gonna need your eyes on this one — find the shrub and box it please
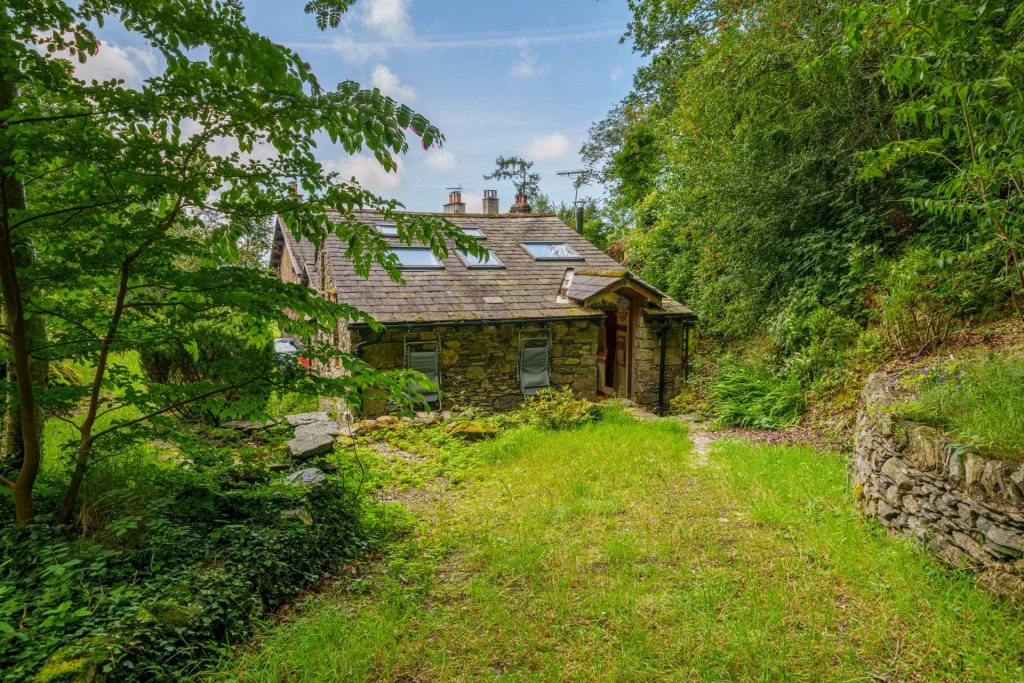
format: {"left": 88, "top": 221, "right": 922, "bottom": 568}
{"left": 877, "top": 247, "right": 980, "bottom": 355}
{"left": 771, "top": 296, "right": 862, "bottom": 389}
{"left": 139, "top": 315, "right": 274, "bottom": 424}
{"left": 901, "top": 356, "right": 1024, "bottom": 460}
{"left": 515, "top": 387, "right": 599, "bottom": 430}
{"left": 707, "top": 357, "right": 806, "bottom": 430}
{"left": 267, "top": 390, "right": 321, "bottom": 418}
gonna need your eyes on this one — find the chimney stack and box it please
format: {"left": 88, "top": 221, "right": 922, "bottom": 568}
{"left": 482, "top": 189, "right": 499, "bottom": 215}
{"left": 443, "top": 190, "right": 466, "bottom": 214}
{"left": 509, "top": 193, "right": 531, "bottom": 214}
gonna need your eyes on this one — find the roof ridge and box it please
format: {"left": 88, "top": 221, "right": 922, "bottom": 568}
{"left": 340, "top": 210, "right": 560, "bottom": 219}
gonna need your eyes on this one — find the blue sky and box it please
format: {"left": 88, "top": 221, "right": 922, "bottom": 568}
{"left": 80, "top": 0, "right": 644, "bottom": 212}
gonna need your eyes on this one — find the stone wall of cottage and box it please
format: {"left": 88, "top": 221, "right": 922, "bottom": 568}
{"left": 632, "top": 316, "right": 686, "bottom": 409}
{"left": 350, "top": 320, "right": 600, "bottom": 415}
{"left": 854, "top": 372, "right": 1024, "bottom": 597}
{"left": 279, "top": 245, "right": 302, "bottom": 286}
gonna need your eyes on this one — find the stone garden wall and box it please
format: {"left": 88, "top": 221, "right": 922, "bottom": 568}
{"left": 854, "top": 372, "right": 1024, "bottom": 597}
{"left": 350, "top": 320, "right": 600, "bottom": 416}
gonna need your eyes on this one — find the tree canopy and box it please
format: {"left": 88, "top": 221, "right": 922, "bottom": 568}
{"left": 0, "top": 0, "right": 473, "bottom": 523}
{"left": 586, "top": 0, "right": 1019, "bottom": 353}
{"left": 484, "top": 155, "right": 542, "bottom": 199}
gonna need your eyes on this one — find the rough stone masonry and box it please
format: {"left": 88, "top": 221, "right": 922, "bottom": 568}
{"left": 853, "top": 372, "right": 1024, "bottom": 597}
{"left": 346, "top": 316, "right": 685, "bottom": 417}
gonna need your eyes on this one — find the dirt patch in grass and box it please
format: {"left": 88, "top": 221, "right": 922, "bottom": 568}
{"left": 711, "top": 424, "right": 842, "bottom": 451}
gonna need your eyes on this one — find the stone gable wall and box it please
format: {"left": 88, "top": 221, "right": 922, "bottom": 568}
{"left": 351, "top": 321, "right": 600, "bottom": 416}
{"left": 854, "top": 372, "right": 1024, "bottom": 597}
{"left": 632, "top": 317, "right": 686, "bottom": 409}
{"left": 279, "top": 246, "right": 302, "bottom": 285}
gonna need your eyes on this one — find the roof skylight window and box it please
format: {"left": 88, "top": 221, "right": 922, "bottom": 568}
{"left": 460, "top": 227, "right": 486, "bottom": 239}
{"left": 376, "top": 223, "right": 399, "bottom": 237}
{"left": 456, "top": 248, "right": 504, "bottom": 269}
{"left": 390, "top": 247, "right": 444, "bottom": 270}
{"left": 520, "top": 242, "right": 583, "bottom": 261}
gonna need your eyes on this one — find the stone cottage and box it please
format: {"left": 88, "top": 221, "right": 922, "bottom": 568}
{"left": 270, "top": 191, "right": 696, "bottom": 414}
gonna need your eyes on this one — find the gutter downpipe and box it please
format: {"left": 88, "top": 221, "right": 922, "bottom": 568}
{"left": 354, "top": 328, "right": 384, "bottom": 358}
{"left": 657, "top": 323, "right": 670, "bottom": 416}
{"left": 683, "top": 324, "right": 691, "bottom": 383}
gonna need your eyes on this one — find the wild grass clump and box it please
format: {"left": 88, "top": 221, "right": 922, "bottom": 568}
{"left": 903, "top": 356, "right": 1024, "bottom": 460}
{"left": 707, "top": 357, "right": 806, "bottom": 429}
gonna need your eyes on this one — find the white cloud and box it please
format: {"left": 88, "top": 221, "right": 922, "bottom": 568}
{"left": 316, "top": 35, "right": 386, "bottom": 64}
{"left": 67, "top": 42, "right": 158, "bottom": 88}
{"left": 459, "top": 192, "right": 483, "bottom": 214}
{"left": 510, "top": 48, "right": 547, "bottom": 78}
{"left": 324, "top": 154, "right": 404, "bottom": 193}
{"left": 370, "top": 64, "right": 416, "bottom": 101}
{"left": 424, "top": 149, "right": 457, "bottom": 170}
{"left": 296, "top": 25, "right": 621, "bottom": 52}
{"left": 361, "top": 0, "right": 413, "bottom": 41}
{"left": 519, "top": 132, "right": 572, "bottom": 161}
{"left": 610, "top": 66, "right": 624, "bottom": 82}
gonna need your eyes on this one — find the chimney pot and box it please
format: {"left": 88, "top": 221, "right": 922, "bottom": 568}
{"left": 482, "top": 189, "right": 499, "bottom": 215}
{"left": 510, "top": 193, "right": 531, "bottom": 214}
{"left": 443, "top": 189, "right": 466, "bottom": 214}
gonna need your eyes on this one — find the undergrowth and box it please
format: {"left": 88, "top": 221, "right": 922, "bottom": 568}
{"left": 0, "top": 425, "right": 399, "bottom": 682}
{"left": 707, "top": 357, "right": 806, "bottom": 429}
{"left": 900, "top": 355, "right": 1024, "bottom": 460}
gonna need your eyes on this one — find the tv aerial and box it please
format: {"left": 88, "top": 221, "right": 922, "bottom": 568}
{"left": 556, "top": 169, "right": 593, "bottom": 206}
{"left": 446, "top": 184, "right": 464, "bottom": 195}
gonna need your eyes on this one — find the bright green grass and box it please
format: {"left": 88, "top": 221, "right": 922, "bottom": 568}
{"left": 906, "top": 356, "right": 1024, "bottom": 460}
{"left": 215, "top": 420, "right": 1024, "bottom": 682}
{"left": 43, "top": 354, "right": 147, "bottom": 464}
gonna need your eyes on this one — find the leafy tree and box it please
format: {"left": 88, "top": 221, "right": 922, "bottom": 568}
{"left": 0, "top": 0, "right": 475, "bottom": 524}
{"left": 556, "top": 202, "right": 612, "bottom": 250}
{"left": 840, "top": 0, "right": 1024, "bottom": 309}
{"left": 588, "top": 0, "right": 916, "bottom": 342}
{"left": 484, "top": 155, "right": 541, "bottom": 199}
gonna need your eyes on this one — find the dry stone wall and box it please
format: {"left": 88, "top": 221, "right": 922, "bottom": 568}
{"left": 351, "top": 321, "right": 599, "bottom": 416}
{"left": 854, "top": 372, "right": 1024, "bottom": 597}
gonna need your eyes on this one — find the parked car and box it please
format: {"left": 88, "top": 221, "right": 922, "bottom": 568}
{"left": 273, "top": 337, "right": 310, "bottom": 368}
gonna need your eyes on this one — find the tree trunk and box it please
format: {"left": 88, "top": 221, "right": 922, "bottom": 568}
{"left": 1, "top": 71, "right": 48, "bottom": 524}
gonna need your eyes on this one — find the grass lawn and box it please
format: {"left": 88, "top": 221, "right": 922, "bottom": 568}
{"left": 215, "top": 417, "right": 1024, "bottom": 682}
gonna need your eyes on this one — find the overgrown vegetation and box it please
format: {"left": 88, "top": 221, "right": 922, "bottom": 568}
{"left": 0, "top": 0, "right": 479, "bottom": 525}
{"left": 218, "top": 421, "right": 1024, "bottom": 682}
{"left": 0, "top": 425, "right": 398, "bottom": 681}
{"left": 0, "top": 0, "right": 477, "bottom": 679}
{"left": 506, "top": 386, "right": 601, "bottom": 431}
{"left": 585, "top": 0, "right": 1023, "bottom": 423}
{"left": 901, "top": 356, "right": 1024, "bottom": 460}
{"left": 707, "top": 357, "right": 806, "bottom": 429}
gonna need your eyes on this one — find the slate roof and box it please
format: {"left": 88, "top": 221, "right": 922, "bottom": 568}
{"left": 277, "top": 210, "right": 693, "bottom": 325}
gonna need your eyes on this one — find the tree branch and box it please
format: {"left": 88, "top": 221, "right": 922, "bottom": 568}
{"left": 10, "top": 200, "right": 122, "bottom": 231}
{"left": 90, "top": 375, "right": 266, "bottom": 442}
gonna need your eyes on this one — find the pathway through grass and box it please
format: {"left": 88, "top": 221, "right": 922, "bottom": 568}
{"left": 218, "top": 417, "right": 1023, "bottom": 682}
